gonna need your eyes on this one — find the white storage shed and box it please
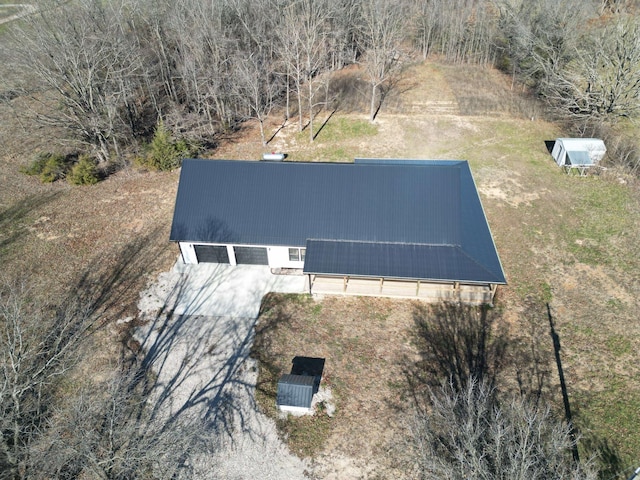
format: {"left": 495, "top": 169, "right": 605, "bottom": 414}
{"left": 551, "top": 138, "right": 606, "bottom": 174}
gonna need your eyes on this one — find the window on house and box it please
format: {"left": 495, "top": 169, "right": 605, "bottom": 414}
{"left": 288, "top": 248, "right": 306, "bottom": 262}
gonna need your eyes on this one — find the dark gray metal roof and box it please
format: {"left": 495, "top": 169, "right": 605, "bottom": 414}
{"left": 303, "top": 240, "right": 504, "bottom": 283}
{"left": 170, "top": 159, "right": 506, "bottom": 284}
{"left": 277, "top": 374, "right": 315, "bottom": 408}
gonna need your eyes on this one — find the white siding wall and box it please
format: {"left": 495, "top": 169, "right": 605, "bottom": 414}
{"left": 278, "top": 405, "right": 312, "bottom": 415}
{"left": 179, "top": 242, "right": 198, "bottom": 264}
{"left": 178, "top": 242, "right": 304, "bottom": 268}
{"left": 267, "top": 246, "right": 305, "bottom": 269}
{"left": 227, "top": 245, "right": 237, "bottom": 265}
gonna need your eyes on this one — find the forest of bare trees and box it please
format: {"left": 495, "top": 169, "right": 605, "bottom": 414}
{"left": 1, "top": 0, "right": 639, "bottom": 169}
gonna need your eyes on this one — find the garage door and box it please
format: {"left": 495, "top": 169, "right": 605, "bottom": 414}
{"left": 234, "top": 246, "right": 269, "bottom": 265}
{"left": 194, "top": 245, "right": 230, "bottom": 263}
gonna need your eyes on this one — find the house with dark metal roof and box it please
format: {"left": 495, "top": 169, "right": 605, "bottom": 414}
{"left": 170, "top": 158, "right": 506, "bottom": 303}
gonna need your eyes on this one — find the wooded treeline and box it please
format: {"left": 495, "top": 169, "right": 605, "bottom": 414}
{"left": 2, "top": 0, "right": 640, "bottom": 166}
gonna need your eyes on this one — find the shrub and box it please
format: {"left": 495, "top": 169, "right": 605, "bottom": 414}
{"left": 68, "top": 155, "right": 100, "bottom": 185}
{"left": 21, "top": 152, "right": 70, "bottom": 183}
{"left": 138, "top": 121, "right": 197, "bottom": 171}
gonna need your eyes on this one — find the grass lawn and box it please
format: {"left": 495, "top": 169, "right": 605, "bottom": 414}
{"left": 250, "top": 62, "right": 640, "bottom": 476}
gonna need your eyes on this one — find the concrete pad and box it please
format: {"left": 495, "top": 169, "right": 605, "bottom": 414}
{"left": 141, "top": 261, "right": 307, "bottom": 318}
{"left": 135, "top": 261, "right": 310, "bottom": 479}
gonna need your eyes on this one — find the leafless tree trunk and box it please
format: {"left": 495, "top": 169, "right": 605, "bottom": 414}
{"left": 32, "top": 367, "right": 208, "bottom": 480}
{"left": 357, "top": 0, "right": 406, "bottom": 121}
{"left": 232, "top": 52, "right": 283, "bottom": 145}
{"left": 495, "top": 0, "right": 591, "bottom": 91}
{"left": 0, "top": 280, "right": 92, "bottom": 479}
{"left": 8, "top": 0, "right": 153, "bottom": 163}
{"left": 542, "top": 15, "right": 640, "bottom": 120}
{"left": 165, "top": 0, "right": 234, "bottom": 138}
{"left": 280, "top": 0, "right": 331, "bottom": 140}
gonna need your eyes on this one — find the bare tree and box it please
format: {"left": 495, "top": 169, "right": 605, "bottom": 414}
{"left": 411, "top": 0, "right": 497, "bottom": 64}
{"left": 410, "top": 0, "right": 439, "bottom": 60}
{"left": 279, "top": 0, "right": 332, "bottom": 140}
{"left": 495, "top": 0, "right": 592, "bottom": 92}
{"left": 357, "top": 0, "right": 406, "bottom": 121}
{"left": 168, "top": 0, "right": 236, "bottom": 138}
{"left": 279, "top": 6, "right": 305, "bottom": 130}
{"left": 32, "top": 368, "right": 208, "bottom": 480}
{"left": 232, "top": 52, "right": 283, "bottom": 146}
{"left": 8, "top": 0, "right": 153, "bottom": 162}
{"left": 0, "top": 280, "right": 92, "bottom": 480}
{"left": 407, "top": 378, "right": 597, "bottom": 480}
{"left": 325, "top": 0, "right": 360, "bottom": 70}
{"left": 542, "top": 15, "right": 640, "bottom": 119}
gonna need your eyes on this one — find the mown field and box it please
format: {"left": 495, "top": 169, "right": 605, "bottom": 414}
{"left": 1, "top": 60, "right": 639, "bottom": 478}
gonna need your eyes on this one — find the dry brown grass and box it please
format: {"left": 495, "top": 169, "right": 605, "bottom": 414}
{"left": 2, "top": 59, "right": 640, "bottom": 478}
{"left": 0, "top": 98, "right": 179, "bottom": 389}
{"left": 254, "top": 294, "right": 416, "bottom": 476}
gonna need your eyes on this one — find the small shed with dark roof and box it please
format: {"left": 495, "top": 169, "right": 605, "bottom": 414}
{"left": 277, "top": 374, "right": 315, "bottom": 414}
{"left": 169, "top": 158, "right": 506, "bottom": 303}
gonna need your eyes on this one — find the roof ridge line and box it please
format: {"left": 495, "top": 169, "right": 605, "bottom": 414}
{"left": 306, "top": 239, "right": 461, "bottom": 247}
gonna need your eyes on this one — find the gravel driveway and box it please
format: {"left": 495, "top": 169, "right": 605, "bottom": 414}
{"left": 136, "top": 261, "right": 308, "bottom": 479}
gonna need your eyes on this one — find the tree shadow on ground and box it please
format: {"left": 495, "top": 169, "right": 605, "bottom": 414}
{"left": 402, "top": 302, "right": 509, "bottom": 411}
{"left": 0, "top": 227, "right": 188, "bottom": 478}
{"left": 312, "top": 107, "right": 338, "bottom": 141}
{"left": 251, "top": 292, "right": 296, "bottom": 402}
{"left": 400, "top": 299, "right": 558, "bottom": 415}
{"left": 0, "top": 191, "right": 62, "bottom": 257}
{"left": 581, "top": 431, "right": 626, "bottom": 480}
{"left": 36, "top": 228, "right": 291, "bottom": 476}
{"left": 72, "top": 261, "right": 290, "bottom": 476}
{"left": 132, "top": 263, "right": 274, "bottom": 433}
{"left": 61, "top": 224, "right": 171, "bottom": 327}
{"left": 266, "top": 118, "right": 288, "bottom": 145}
{"left": 512, "top": 297, "right": 626, "bottom": 479}
{"left": 371, "top": 69, "right": 417, "bottom": 120}
{"left": 395, "top": 298, "right": 612, "bottom": 478}
{"left": 510, "top": 296, "right": 556, "bottom": 405}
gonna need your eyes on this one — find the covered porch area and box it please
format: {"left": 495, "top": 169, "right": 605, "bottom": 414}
{"left": 307, "top": 274, "right": 497, "bottom": 305}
